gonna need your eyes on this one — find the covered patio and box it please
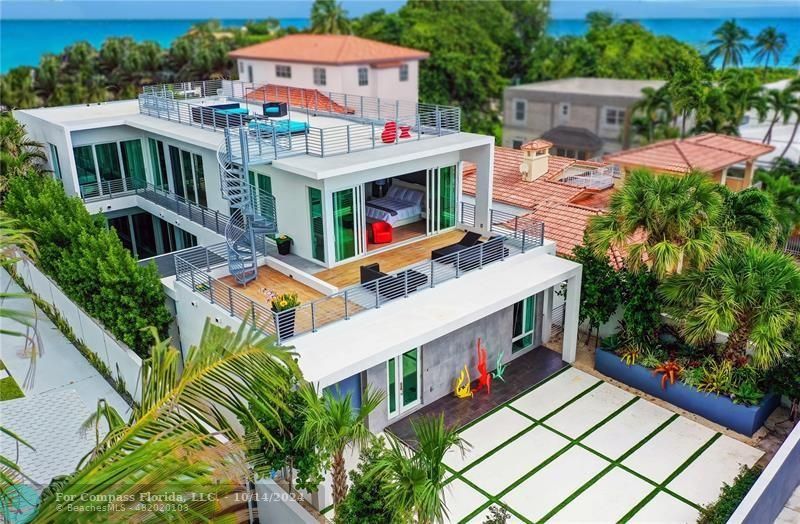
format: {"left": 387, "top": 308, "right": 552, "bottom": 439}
{"left": 386, "top": 346, "right": 567, "bottom": 445}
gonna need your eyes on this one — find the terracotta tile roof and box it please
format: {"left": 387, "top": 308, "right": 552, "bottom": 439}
{"left": 229, "top": 34, "right": 429, "bottom": 65}
{"left": 462, "top": 147, "right": 585, "bottom": 209}
{"left": 605, "top": 133, "right": 774, "bottom": 174}
{"left": 521, "top": 202, "right": 602, "bottom": 258}
{"left": 683, "top": 133, "right": 775, "bottom": 158}
{"left": 520, "top": 139, "right": 553, "bottom": 151}
{"left": 244, "top": 84, "right": 354, "bottom": 114}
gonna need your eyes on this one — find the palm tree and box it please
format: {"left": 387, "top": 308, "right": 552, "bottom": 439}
{"left": 371, "top": 415, "right": 468, "bottom": 523}
{"left": 0, "top": 116, "right": 48, "bottom": 202}
{"left": 587, "top": 170, "right": 727, "bottom": 279}
{"left": 778, "top": 79, "right": 800, "bottom": 160}
{"left": 631, "top": 85, "right": 673, "bottom": 144}
{"left": 668, "top": 69, "right": 707, "bottom": 138}
{"left": 752, "top": 27, "right": 788, "bottom": 77}
{"left": 707, "top": 19, "right": 751, "bottom": 70}
{"left": 762, "top": 87, "right": 797, "bottom": 144}
{"left": 299, "top": 384, "right": 383, "bottom": 507}
{"left": 718, "top": 186, "right": 779, "bottom": 246}
{"left": 32, "top": 318, "right": 301, "bottom": 521}
{"left": 660, "top": 243, "right": 800, "bottom": 368}
{"left": 757, "top": 171, "right": 800, "bottom": 237}
{"left": 310, "top": 0, "right": 351, "bottom": 35}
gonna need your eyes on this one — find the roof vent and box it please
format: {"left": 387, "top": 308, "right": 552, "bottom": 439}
{"left": 519, "top": 139, "right": 552, "bottom": 182}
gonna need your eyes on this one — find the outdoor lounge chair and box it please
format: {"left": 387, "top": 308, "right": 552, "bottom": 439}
{"left": 430, "top": 231, "right": 482, "bottom": 260}
{"left": 360, "top": 263, "right": 428, "bottom": 300}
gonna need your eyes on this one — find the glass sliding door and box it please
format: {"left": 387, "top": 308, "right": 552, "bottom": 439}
{"left": 181, "top": 150, "right": 197, "bottom": 203}
{"left": 168, "top": 146, "right": 184, "bottom": 198}
{"left": 512, "top": 295, "right": 536, "bottom": 353}
{"left": 332, "top": 186, "right": 365, "bottom": 262}
{"left": 387, "top": 348, "right": 421, "bottom": 419}
{"left": 438, "top": 165, "right": 456, "bottom": 229}
{"left": 193, "top": 154, "right": 207, "bottom": 206}
{"left": 426, "top": 165, "right": 458, "bottom": 235}
{"left": 95, "top": 142, "right": 123, "bottom": 191}
{"left": 120, "top": 139, "right": 146, "bottom": 187}
{"left": 308, "top": 187, "right": 325, "bottom": 263}
{"left": 148, "top": 138, "right": 168, "bottom": 189}
{"left": 74, "top": 145, "right": 98, "bottom": 197}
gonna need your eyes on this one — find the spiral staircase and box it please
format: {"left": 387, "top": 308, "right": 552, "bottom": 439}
{"left": 217, "top": 131, "right": 278, "bottom": 285}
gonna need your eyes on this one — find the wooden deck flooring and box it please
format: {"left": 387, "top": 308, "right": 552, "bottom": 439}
{"left": 315, "top": 229, "right": 466, "bottom": 289}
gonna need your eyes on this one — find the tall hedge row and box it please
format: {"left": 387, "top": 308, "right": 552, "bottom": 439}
{"left": 4, "top": 175, "right": 171, "bottom": 356}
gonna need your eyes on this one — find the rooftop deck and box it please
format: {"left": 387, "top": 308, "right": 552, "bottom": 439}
{"left": 138, "top": 80, "right": 461, "bottom": 164}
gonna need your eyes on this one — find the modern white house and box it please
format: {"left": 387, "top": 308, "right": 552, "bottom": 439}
{"left": 15, "top": 80, "right": 583, "bottom": 450}
{"left": 230, "top": 34, "right": 428, "bottom": 102}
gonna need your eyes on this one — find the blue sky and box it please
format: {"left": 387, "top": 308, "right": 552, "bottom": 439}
{"left": 1, "top": 0, "right": 798, "bottom": 20}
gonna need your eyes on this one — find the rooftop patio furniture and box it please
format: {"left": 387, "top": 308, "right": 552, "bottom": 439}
{"left": 248, "top": 119, "right": 309, "bottom": 136}
{"left": 360, "top": 262, "right": 428, "bottom": 300}
{"left": 431, "top": 231, "right": 482, "bottom": 260}
{"left": 399, "top": 125, "right": 412, "bottom": 139}
{"left": 381, "top": 121, "right": 398, "bottom": 144}
{"left": 370, "top": 221, "right": 393, "bottom": 244}
{"left": 262, "top": 101, "right": 288, "bottom": 118}
{"left": 191, "top": 103, "right": 250, "bottom": 127}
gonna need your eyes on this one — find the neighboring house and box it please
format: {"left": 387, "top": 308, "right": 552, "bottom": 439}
{"left": 462, "top": 139, "right": 616, "bottom": 257}
{"left": 739, "top": 78, "right": 800, "bottom": 165}
{"left": 15, "top": 80, "right": 583, "bottom": 449}
{"left": 503, "top": 77, "right": 665, "bottom": 158}
{"left": 229, "top": 34, "right": 428, "bottom": 102}
{"left": 605, "top": 133, "right": 775, "bottom": 192}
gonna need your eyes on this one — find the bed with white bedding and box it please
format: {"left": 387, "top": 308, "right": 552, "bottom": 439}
{"left": 365, "top": 186, "right": 425, "bottom": 226}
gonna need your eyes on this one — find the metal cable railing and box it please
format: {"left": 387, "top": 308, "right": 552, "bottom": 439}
{"left": 174, "top": 217, "right": 545, "bottom": 344}
{"left": 83, "top": 177, "right": 234, "bottom": 235}
{"left": 138, "top": 79, "right": 462, "bottom": 161}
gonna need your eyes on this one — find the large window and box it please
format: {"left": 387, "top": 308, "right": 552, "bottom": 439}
{"left": 604, "top": 107, "right": 626, "bottom": 127}
{"left": 120, "top": 139, "right": 146, "bottom": 186}
{"left": 358, "top": 67, "right": 369, "bottom": 86}
{"left": 48, "top": 143, "right": 62, "bottom": 181}
{"left": 167, "top": 145, "right": 207, "bottom": 206}
{"left": 148, "top": 138, "right": 168, "bottom": 189}
{"left": 387, "top": 348, "right": 421, "bottom": 418}
{"left": 275, "top": 64, "right": 291, "bottom": 78}
{"left": 74, "top": 145, "right": 98, "bottom": 196}
{"left": 438, "top": 165, "right": 456, "bottom": 229}
{"left": 313, "top": 67, "right": 326, "bottom": 86}
{"left": 247, "top": 170, "right": 273, "bottom": 222}
{"left": 308, "top": 187, "right": 325, "bottom": 263}
{"left": 95, "top": 142, "right": 123, "bottom": 186}
{"left": 514, "top": 99, "right": 527, "bottom": 123}
{"left": 512, "top": 295, "right": 536, "bottom": 353}
{"left": 399, "top": 63, "right": 409, "bottom": 82}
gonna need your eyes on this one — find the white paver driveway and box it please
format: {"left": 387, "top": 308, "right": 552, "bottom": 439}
{"left": 438, "top": 367, "right": 764, "bottom": 523}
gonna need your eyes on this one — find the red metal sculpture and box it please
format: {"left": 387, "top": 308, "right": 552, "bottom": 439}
{"left": 472, "top": 337, "right": 492, "bottom": 395}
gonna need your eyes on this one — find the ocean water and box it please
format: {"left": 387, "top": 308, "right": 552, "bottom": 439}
{"left": 1, "top": 17, "right": 798, "bottom": 73}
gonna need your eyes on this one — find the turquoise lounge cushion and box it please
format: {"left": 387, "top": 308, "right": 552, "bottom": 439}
{"left": 249, "top": 120, "right": 309, "bottom": 134}
{"left": 215, "top": 107, "right": 248, "bottom": 115}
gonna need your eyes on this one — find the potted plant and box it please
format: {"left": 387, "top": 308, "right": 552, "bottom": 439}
{"left": 275, "top": 234, "right": 292, "bottom": 255}
{"left": 271, "top": 292, "right": 300, "bottom": 340}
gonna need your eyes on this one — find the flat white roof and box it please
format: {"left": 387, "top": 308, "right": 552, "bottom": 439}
{"left": 15, "top": 99, "right": 141, "bottom": 128}
{"left": 290, "top": 243, "right": 580, "bottom": 388}
{"left": 508, "top": 77, "right": 665, "bottom": 98}
{"left": 272, "top": 131, "right": 493, "bottom": 179}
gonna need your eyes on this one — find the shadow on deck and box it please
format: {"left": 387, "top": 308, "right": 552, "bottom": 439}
{"left": 386, "top": 346, "right": 567, "bottom": 447}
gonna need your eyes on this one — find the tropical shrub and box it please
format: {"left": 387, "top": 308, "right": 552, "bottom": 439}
{"left": 483, "top": 505, "right": 512, "bottom": 524}
{"left": 699, "top": 466, "right": 761, "bottom": 524}
{"left": 771, "top": 345, "right": 800, "bottom": 420}
{"left": 335, "top": 437, "right": 396, "bottom": 524}
{"left": 572, "top": 238, "right": 622, "bottom": 345}
{"left": 3, "top": 175, "right": 171, "bottom": 356}
{"left": 620, "top": 268, "right": 662, "bottom": 346}
{"left": 660, "top": 243, "right": 800, "bottom": 368}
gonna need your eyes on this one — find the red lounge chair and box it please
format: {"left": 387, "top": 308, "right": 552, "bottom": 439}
{"left": 371, "top": 221, "right": 392, "bottom": 244}
{"left": 381, "top": 121, "right": 398, "bottom": 144}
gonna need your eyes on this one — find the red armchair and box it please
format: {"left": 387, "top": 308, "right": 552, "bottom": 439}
{"left": 381, "top": 121, "right": 398, "bottom": 144}
{"left": 371, "top": 221, "right": 392, "bottom": 244}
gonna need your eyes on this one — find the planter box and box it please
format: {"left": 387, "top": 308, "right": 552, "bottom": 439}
{"left": 595, "top": 348, "right": 779, "bottom": 436}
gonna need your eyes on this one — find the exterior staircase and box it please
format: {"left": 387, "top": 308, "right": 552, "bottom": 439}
{"left": 217, "top": 129, "right": 278, "bottom": 285}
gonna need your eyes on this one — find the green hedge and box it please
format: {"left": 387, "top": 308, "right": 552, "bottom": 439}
{"left": 3, "top": 175, "right": 171, "bottom": 357}
{"left": 698, "top": 466, "right": 761, "bottom": 524}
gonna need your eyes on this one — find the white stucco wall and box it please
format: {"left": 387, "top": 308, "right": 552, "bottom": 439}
{"left": 236, "top": 59, "right": 420, "bottom": 102}
{"left": 13, "top": 110, "right": 79, "bottom": 196}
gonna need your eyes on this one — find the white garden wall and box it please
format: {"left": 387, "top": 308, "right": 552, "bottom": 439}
{"left": 14, "top": 257, "right": 142, "bottom": 401}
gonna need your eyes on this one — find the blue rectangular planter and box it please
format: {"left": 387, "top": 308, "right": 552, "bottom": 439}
{"left": 595, "top": 348, "right": 779, "bottom": 436}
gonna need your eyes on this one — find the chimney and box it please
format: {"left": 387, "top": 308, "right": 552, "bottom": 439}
{"left": 519, "top": 139, "right": 553, "bottom": 182}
